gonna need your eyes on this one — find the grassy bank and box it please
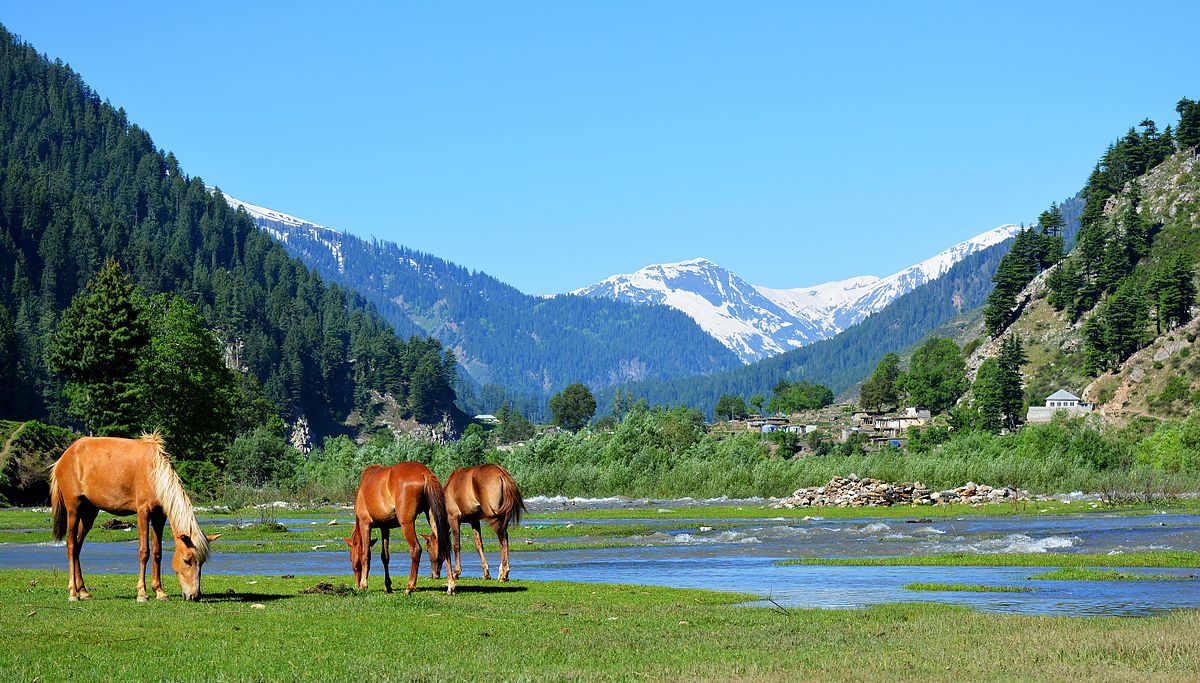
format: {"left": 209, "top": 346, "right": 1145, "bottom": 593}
{"left": 3, "top": 570, "right": 1200, "bottom": 681}
{"left": 779, "top": 551, "right": 1200, "bottom": 568}
{"left": 906, "top": 582, "right": 1034, "bottom": 593}
{"left": 1030, "top": 568, "right": 1199, "bottom": 581}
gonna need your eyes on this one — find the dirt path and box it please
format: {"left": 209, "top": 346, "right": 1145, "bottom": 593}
{"left": 0, "top": 422, "right": 27, "bottom": 463}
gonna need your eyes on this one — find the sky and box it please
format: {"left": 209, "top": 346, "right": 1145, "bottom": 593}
{"left": 4, "top": 3, "right": 1197, "bottom": 294}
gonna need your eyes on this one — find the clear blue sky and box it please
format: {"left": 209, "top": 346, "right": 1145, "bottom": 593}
{"left": 4, "top": 3, "right": 1197, "bottom": 294}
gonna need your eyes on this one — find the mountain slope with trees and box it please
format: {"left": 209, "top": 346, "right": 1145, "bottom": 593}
{"left": 965, "top": 101, "right": 1199, "bottom": 425}
{"left": 229, "top": 199, "right": 743, "bottom": 408}
{"left": 0, "top": 25, "right": 458, "bottom": 453}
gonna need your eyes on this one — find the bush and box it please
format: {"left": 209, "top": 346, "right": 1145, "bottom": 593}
{"left": 176, "top": 460, "right": 226, "bottom": 500}
{"left": 225, "top": 427, "right": 301, "bottom": 488}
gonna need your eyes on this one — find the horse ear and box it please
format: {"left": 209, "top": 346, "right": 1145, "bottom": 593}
{"left": 179, "top": 534, "right": 194, "bottom": 549}
{"left": 344, "top": 537, "right": 354, "bottom": 547}
{"left": 206, "top": 533, "right": 222, "bottom": 542}
{"left": 369, "top": 538, "right": 378, "bottom": 548}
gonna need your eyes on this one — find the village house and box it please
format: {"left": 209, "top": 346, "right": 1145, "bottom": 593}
{"left": 870, "top": 407, "right": 932, "bottom": 437}
{"left": 1025, "top": 389, "right": 1094, "bottom": 423}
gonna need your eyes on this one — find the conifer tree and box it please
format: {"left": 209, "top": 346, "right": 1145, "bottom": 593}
{"left": 45, "top": 258, "right": 149, "bottom": 435}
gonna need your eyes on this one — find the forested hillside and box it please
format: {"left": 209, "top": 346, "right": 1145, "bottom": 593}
{"left": 597, "top": 231, "right": 1027, "bottom": 415}
{"left": 0, "top": 25, "right": 457, "bottom": 445}
{"left": 242, "top": 208, "right": 743, "bottom": 403}
{"left": 968, "top": 101, "right": 1200, "bottom": 422}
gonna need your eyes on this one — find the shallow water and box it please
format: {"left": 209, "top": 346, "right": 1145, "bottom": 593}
{"left": 5, "top": 511, "right": 1199, "bottom": 616}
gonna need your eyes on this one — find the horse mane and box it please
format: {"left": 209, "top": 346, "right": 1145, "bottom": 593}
{"left": 143, "top": 431, "right": 210, "bottom": 563}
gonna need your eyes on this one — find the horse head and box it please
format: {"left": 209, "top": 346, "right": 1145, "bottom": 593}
{"left": 172, "top": 532, "right": 221, "bottom": 601}
{"left": 421, "top": 533, "right": 443, "bottom": 578}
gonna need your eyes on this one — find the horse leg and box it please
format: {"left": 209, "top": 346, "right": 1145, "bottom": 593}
{"left": 401, "top": 520, "right": 421, "bottom": 595}
{"left": 74, "top": 507, "right": 97, "bottom": 600}
{"left": 136, "top": 511, "right": 150, "bottom": 602}
{"left": 355, "top": 519, "right": 372, "bottom": 590}
{"left": 151, "top": 512, "right": 168, "bottom": 600}
{"left": 452, "top": 515, "right": 463, "bottom": 580}
{"left": 471, "top": 520, "right": 490, "bottom": 580}
{"left": 493, "top": 521, "right": 511, "bottom": 582}
{"left": 380, "top": 528, "right": 393, "bottom": 594}
{"left": 65, "top": 507, "right": 79, "bottom": 601}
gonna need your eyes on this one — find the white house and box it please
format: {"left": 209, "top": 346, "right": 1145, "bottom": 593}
{"left": 1025, "top": 390, "right": 1094, "bottom": 423}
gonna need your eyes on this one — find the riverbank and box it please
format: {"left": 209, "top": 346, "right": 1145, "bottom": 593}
{"left": 2, "top": 570, "right": 1199, "bottom": 681}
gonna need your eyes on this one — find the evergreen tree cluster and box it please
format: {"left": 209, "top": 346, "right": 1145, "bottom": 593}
{"left": 0, "top": 26, "right": 456, "bottom": 437}
{"left": 1044, "top": 103, "right": 1199, "bottom": 375}
{"left": 982, "top": 225, "right": 1063, "bottom": 336}
{"left": 960, "top": 336, "right": 1026, "bottom": 432}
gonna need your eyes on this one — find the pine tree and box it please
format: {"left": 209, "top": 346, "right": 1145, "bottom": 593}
{"left": 1082, "top": 315, "right": 1108, "bottom": 375}
{"left": 45, "top": 258, "right": 150, "bottom": 435}
{"left": 1177, "top": 98, "right": 1200, "bottom": 151}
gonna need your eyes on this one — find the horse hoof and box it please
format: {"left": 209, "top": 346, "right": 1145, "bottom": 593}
{"left": 447, "top": 587, "right": 456, "bottom": 596}
{"left": 156, "top": 594, "right": 169, "bottom": 601}
{"left": 78, "top": 592, "right": 93, "bottom": 601}
{"left": 68, "top": 595, "right": 79, "bottom": 602}
{"left": 137, "top": 595, "right": 148, "bottom": 603}
{"left": 483, "top": 573, "right": 492, "bottom": 580}
{"left": 404, "top": 588, "right": 414, "bottom": 596}
{"left": 499, "top": 576, "right": 509, "bottom": 583}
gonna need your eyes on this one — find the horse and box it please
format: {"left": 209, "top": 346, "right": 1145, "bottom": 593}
{"left": 423, "top": 464, "right": 525, "bottom": 582}
{"left": 345, "top": 462, "right": 456, "bottom": 595}
{"left": 49, "top": 433, "right": 220, "bottom": 602}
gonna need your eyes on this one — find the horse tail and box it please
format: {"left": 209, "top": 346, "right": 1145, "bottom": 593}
{"left": 424, "top": 474, "right": 453, "bottom": 573}
{"left": 494, "top": 465, "right": 526, "bottom": 528}
{"left": 50, "top": 458, "right": 66, "bottom": 542}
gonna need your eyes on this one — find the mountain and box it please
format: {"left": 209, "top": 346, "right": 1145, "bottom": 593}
{"left": 594, "top": 233, "right": 1024, "bottom": 415}
{"left": 221, "top": 195, "right": 742, "bottom": 409}
{"left": 575, "top": 225, "right": 1023, "bottom": 362}
{"left": 0, "top": 25, "right": 459, "bottom": 445}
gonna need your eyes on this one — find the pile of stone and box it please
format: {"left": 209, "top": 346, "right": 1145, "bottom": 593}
{"left": 772, "top": 474, "right": 1026, "bottom": 508}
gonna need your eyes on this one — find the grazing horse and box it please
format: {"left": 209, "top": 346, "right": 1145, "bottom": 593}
{"left": 345, "top": 462, "right": 456, "bottom": 595}
{"left": 424, "top": 464, "right": 525, "bottom": 581}
{"left": 50, "top": 433, "right": 220, "bottom": 602}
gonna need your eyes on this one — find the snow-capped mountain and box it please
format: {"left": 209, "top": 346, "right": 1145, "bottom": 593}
{"left": 574, "top": 224, "right": 1023, "bottom": 363}
{"left": 220, "top": 193, "right": 349, "bottom": 273}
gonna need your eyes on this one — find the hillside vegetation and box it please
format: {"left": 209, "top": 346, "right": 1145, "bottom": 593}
{"left": 0, "top": 27, "right": 459, "bottom": 465}
{"left": 970, "top": 139, "right": 1199, "bottom": 424}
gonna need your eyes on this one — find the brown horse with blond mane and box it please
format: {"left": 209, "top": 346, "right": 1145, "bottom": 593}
{"left": 424, "top": 463, "right": 525, "bottom": 581}
{"left": 50, "top": 433, "right": 221, "bottom": 602}
{"left": 346, "top": 462, "right": 456, "bottom": 595}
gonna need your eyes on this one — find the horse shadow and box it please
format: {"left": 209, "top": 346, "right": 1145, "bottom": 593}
{"left": 204, "top": 590, "right": 296, "bottom": 603}
{"left": 412, "top": 584, "right": 528, "bottom": 595}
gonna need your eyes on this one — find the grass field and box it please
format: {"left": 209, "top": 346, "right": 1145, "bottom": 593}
{"left": 2, "top": 570, "right": 1199, "bottom": 682}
